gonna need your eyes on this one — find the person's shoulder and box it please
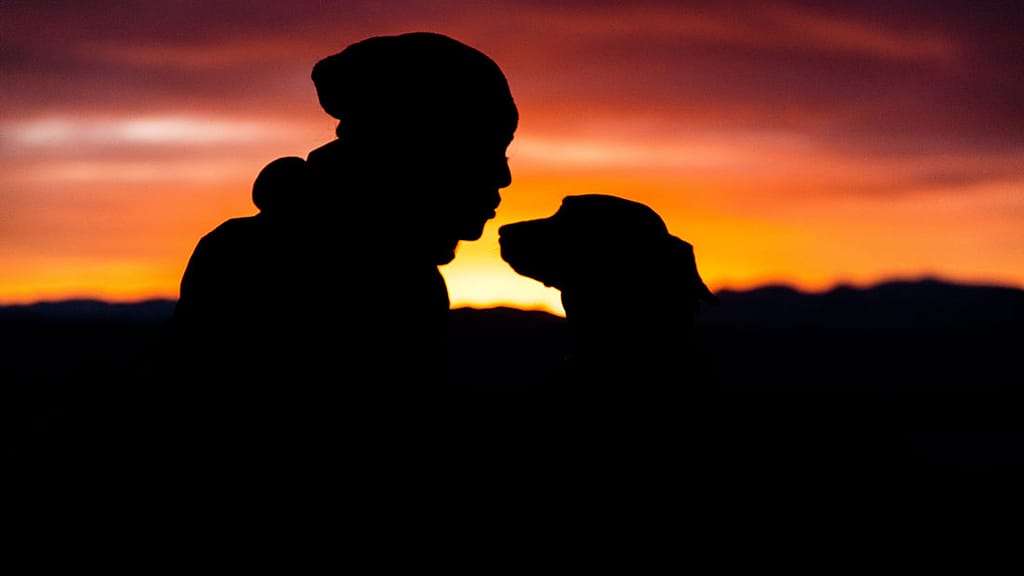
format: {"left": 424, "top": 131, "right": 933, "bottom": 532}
{"left": 203, "top": 215, "right": 262, "bottom": 237}
{"left": 193, "top": 216, "right": 265, "bottom": 252}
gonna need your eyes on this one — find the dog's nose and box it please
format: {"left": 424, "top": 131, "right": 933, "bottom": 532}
{"left": 498, "top": 223, "right": 520, "bottom": 249}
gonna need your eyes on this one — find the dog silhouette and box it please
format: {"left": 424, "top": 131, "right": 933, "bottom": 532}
{"left": 499, "top": 193, "right": 717, "bottom": 381}
{"left": 499, "top": 193, "right": 717, "bottom": 405}
{"left": 498, "top": 194, "right": 720, "bottom": 471}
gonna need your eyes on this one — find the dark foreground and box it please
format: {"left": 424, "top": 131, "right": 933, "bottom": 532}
{"left": 4, "top": 279, "right": 1023, "bottom": 471}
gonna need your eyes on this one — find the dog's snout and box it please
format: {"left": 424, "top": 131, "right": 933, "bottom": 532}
{"left": 497, "top": 223, "right": 519, "bottom": 253}
{"left": 498, "top": 221, "right": 523, "bottom": 242}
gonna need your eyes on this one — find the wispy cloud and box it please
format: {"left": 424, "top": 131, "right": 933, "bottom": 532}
{"left": 4, "top": 115, "right": 302, "bottom": 147}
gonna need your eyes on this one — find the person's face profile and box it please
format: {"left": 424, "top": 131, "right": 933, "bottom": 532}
{"left": 416, "top": 121, "right": 514, "bottom": 240}
{"left": 309, "top": 32, "right": 518, "bottom": 263}
{"left": 396, "top": 124, "right": 511, "bottom": 266}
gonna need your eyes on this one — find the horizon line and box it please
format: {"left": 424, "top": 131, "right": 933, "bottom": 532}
{"left": 3, "top": 274, "right": 1021, "bottom": 311}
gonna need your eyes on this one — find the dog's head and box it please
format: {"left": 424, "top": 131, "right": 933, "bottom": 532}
{"left": 498, "top": 194, "right": 717, "bottom": 313}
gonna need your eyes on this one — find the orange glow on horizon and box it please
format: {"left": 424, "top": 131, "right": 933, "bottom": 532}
{"left": 3, "top": 127, "right": 1023, "bottom": 308}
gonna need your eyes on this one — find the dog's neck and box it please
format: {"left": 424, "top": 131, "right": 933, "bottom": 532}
{"left": 560, "top": 289, "right": 696, "bottom": 381}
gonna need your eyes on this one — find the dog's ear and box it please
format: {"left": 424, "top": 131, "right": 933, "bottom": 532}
{"left": 666, "top": 236, "right": 719, "bottom": 308}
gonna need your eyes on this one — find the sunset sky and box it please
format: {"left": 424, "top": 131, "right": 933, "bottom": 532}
{"left": 2, "top": 0, "right": 1021, "bottom": 314}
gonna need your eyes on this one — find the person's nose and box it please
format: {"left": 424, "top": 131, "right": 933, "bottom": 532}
{"left": 496, "top": 157, "right": 512, "bottom": 189}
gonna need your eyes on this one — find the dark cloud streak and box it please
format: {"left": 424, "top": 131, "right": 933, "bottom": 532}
{"left": 3, "top": 1, "right": 1021, "bottom": 158}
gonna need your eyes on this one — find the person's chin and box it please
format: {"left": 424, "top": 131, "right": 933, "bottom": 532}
{"left": 429, "top": 238, "right": 459, "bottom": 265}
{"left": 433, "top": 248, "right": 457, "bottom": 265}
{"left": 459, "top": 221, "right": 489, "bottom": 241}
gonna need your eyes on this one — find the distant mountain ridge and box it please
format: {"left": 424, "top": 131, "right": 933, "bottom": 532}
{"left": 3, "top": 278, "right": 1021, "bottom": 328}
{"left": 703, "top": 278, "right": 1024, "bottom": 330}
{"left": 0, "top": 298, "right": 177, "bottom": 320}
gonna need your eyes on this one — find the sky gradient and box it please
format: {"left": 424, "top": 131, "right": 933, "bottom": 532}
{"left": 2, "top": 0, "right": 1022, "bottom": 314}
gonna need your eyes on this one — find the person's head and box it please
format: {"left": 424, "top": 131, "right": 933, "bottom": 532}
{"left": 252, "top": 156, "right": 309, "bottom": 217}
{"left": 309, "top": 31, "right": 518, "bottom": 264}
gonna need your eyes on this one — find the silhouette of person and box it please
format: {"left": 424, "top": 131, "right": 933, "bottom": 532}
{"left": 165, "top": 32, "right": 517, "bottom": 473}
{"left": 299, "top": 32, "right": 517, "bottom": 391}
